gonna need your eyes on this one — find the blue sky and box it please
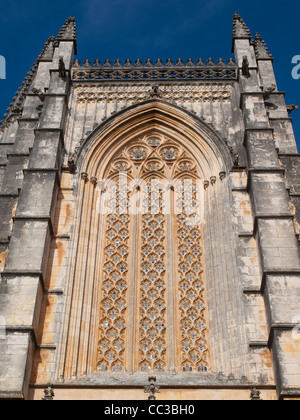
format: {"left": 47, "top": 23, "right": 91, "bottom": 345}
{"left": 0, "top": 0, "right": 299, "bottom": 149}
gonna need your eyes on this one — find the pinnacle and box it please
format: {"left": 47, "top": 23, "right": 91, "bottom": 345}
{"left": 254, "top": 33, "right": 273, "bottom": 60}
{"left": 57, "top": 17, "right": 77, "bottom": 41}
{"left": 232, "top": 12, "right": 252, "bottom": 39}
{"left": 37, "top": 35, "right": 55, "bottom": 61}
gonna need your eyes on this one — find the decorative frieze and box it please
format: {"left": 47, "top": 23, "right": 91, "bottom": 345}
{"left": 74, "top": 83, "right": 233, "bottom": 104}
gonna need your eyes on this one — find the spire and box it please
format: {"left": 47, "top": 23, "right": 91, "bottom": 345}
{"left": 37, "top": 35, "right": 55, "bottom": 62}
{"left": 57, "top": 17, "right": 77, "bottom": 54}
{"left": 57, "top": 17, "right": 77, "bottom": 40}
{"left": 0, "top": 60, "right": 39, "bottom": 129}
{"left": 254, "top": 33, "right": 273, "bottom": 60}
{"left": 232, "top": 12, "right": 252, "bottom": 39}
{"left": 0, "top": 35, "right": 55, "bottom": 128}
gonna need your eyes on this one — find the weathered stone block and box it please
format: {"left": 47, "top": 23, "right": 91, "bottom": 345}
{"left": 245, "top": 130, "right": 279, "bottom": 169}
{"left": 16, "top": 171, "right": 58, "bottom": 220}
{"left": 271, "top": 330, "right": 300, "bottom": 396}
{"left": 244, "top": 293, "right": 268, "bottom": 342}
{"left": 250, "top": 172, "right": 291, "bottom": 216}
{"left": 280, "top": 155, "right": 300, "bottom": 194}
{"left": 0, "top": 275, "right": 42, "bottom": 333}
{"left": 0, "top": 195, "right": 17, "bottom": 241}
{"left": 0, "top": 332, "right": 31, "bottom": 397}
{"left": 28, "top": 130, "right": 62, "bottom": 170}
{"left": 0, "top": 155, "right": 28, "bottom": 195}
{"left": 39, "top": 96, "right": 67, "bottom": 129}
{"left": 13, "top": 120, "right": 36, "bottom": 155}
{"left": 271, "top": 119, "right": 298, "bottom": 154}
{"left": 257, "top": 218, "right": 300, "bottom": 272}
{"left": 242, "top": 95, "right": 269, "bottom": 129}
{"left": 264, "top": 275, "right": 300, "bottom": 327}
{"left": 257, "top": 61, "right": 277, "bottom": 91}
{"left": 5, "top": 220, "right": 51, "bottom": 277}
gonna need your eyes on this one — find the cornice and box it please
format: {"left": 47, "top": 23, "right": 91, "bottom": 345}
{"left": 72, "top": 58, "right": 237, "bottom": 82}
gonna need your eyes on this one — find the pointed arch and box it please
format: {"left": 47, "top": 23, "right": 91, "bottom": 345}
{"left": 75, "top": 99, "right": 233, "bottom": 181}
{"left": 57, "top": 99, "right": 237, "bottom": 380}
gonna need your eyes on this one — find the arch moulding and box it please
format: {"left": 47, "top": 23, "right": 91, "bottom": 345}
{"left": 56, "top": 99, "right": 244, "bottom": 384}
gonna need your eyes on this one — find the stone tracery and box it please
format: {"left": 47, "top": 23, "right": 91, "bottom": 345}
{"left": 175, "top": 180, "right": 209, "bottom": 372}
{"left": 97, "top": 179, "right": 130, "bottom": 372}
{"left": 97, "top": 133, "right": 210, "bottom": 373}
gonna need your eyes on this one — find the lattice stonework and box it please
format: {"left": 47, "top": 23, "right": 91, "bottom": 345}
{"left": 75, "top": 83, "right": 233, "bottom": 104}
{"left": 97, "top": 180, "right": 130, "bottom": 372}
{"left": 176, "top": 181, "right": 209, "bottom": 372}
{"left": 97, "top": 133, "right": 210, "bottom": 373}
{"left": 139, "top": 180, "right": 167, "bottom": 372}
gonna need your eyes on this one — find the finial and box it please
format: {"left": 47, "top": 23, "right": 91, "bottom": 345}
{"left": 254, "top": 33, "right": 273, "bottom": 60}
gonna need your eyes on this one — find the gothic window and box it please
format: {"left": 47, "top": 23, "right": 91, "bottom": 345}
{"left": 97, "top": 134, "right": 209, "bottom": 373}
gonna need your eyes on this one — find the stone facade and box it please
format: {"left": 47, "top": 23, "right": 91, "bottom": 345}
{"left": 0, "top": 14, "right": 300, "bottom": 400}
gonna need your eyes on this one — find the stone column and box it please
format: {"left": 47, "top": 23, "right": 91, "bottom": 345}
{"left": 0, "top": 18, "right": 76, "bottom": 400}
{"left": 233, "top": 13, "right": 300, "bottom": 399}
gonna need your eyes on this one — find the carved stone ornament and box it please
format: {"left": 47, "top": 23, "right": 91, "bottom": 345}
{"left": 286, "top": 104, "right": 299, "bottom": 114}
{"left": 32, "top": 88, "right": 46, "bottom": 102}
{"left": 59, "top": 56, "right": 67, "bottom": 79}
{"left": 242, "top": 56, "right": 250, "bottom": 78}
{"left": 149, "top": 84, "right": 161, "bottom": 99}
{"left": 42, "top": 384, "right": 55, "bottom": 401}
{"left": 144, "top": 376, "right": 160, "bottom": 401}
{"left": 262, "top": 84, "right": 276, "bottom": 101}
{"left": 75, "top": 83, "right": 233, "bottom": 105}
{"left": 250, "top": 388, "right": 262, "bottom": 401}
{"left": 160, "top": 147, "right": 179, "bottom": 161}
{"left": 147, "top": 137, "right": 162, "bottom": 148}
{"left": 129, "top": 147, "right": 148, "bottom": 161}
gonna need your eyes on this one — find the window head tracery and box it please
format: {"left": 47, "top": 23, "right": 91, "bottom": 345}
{"left": 106, "top": 133, "right": 199, "bottom": 181}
